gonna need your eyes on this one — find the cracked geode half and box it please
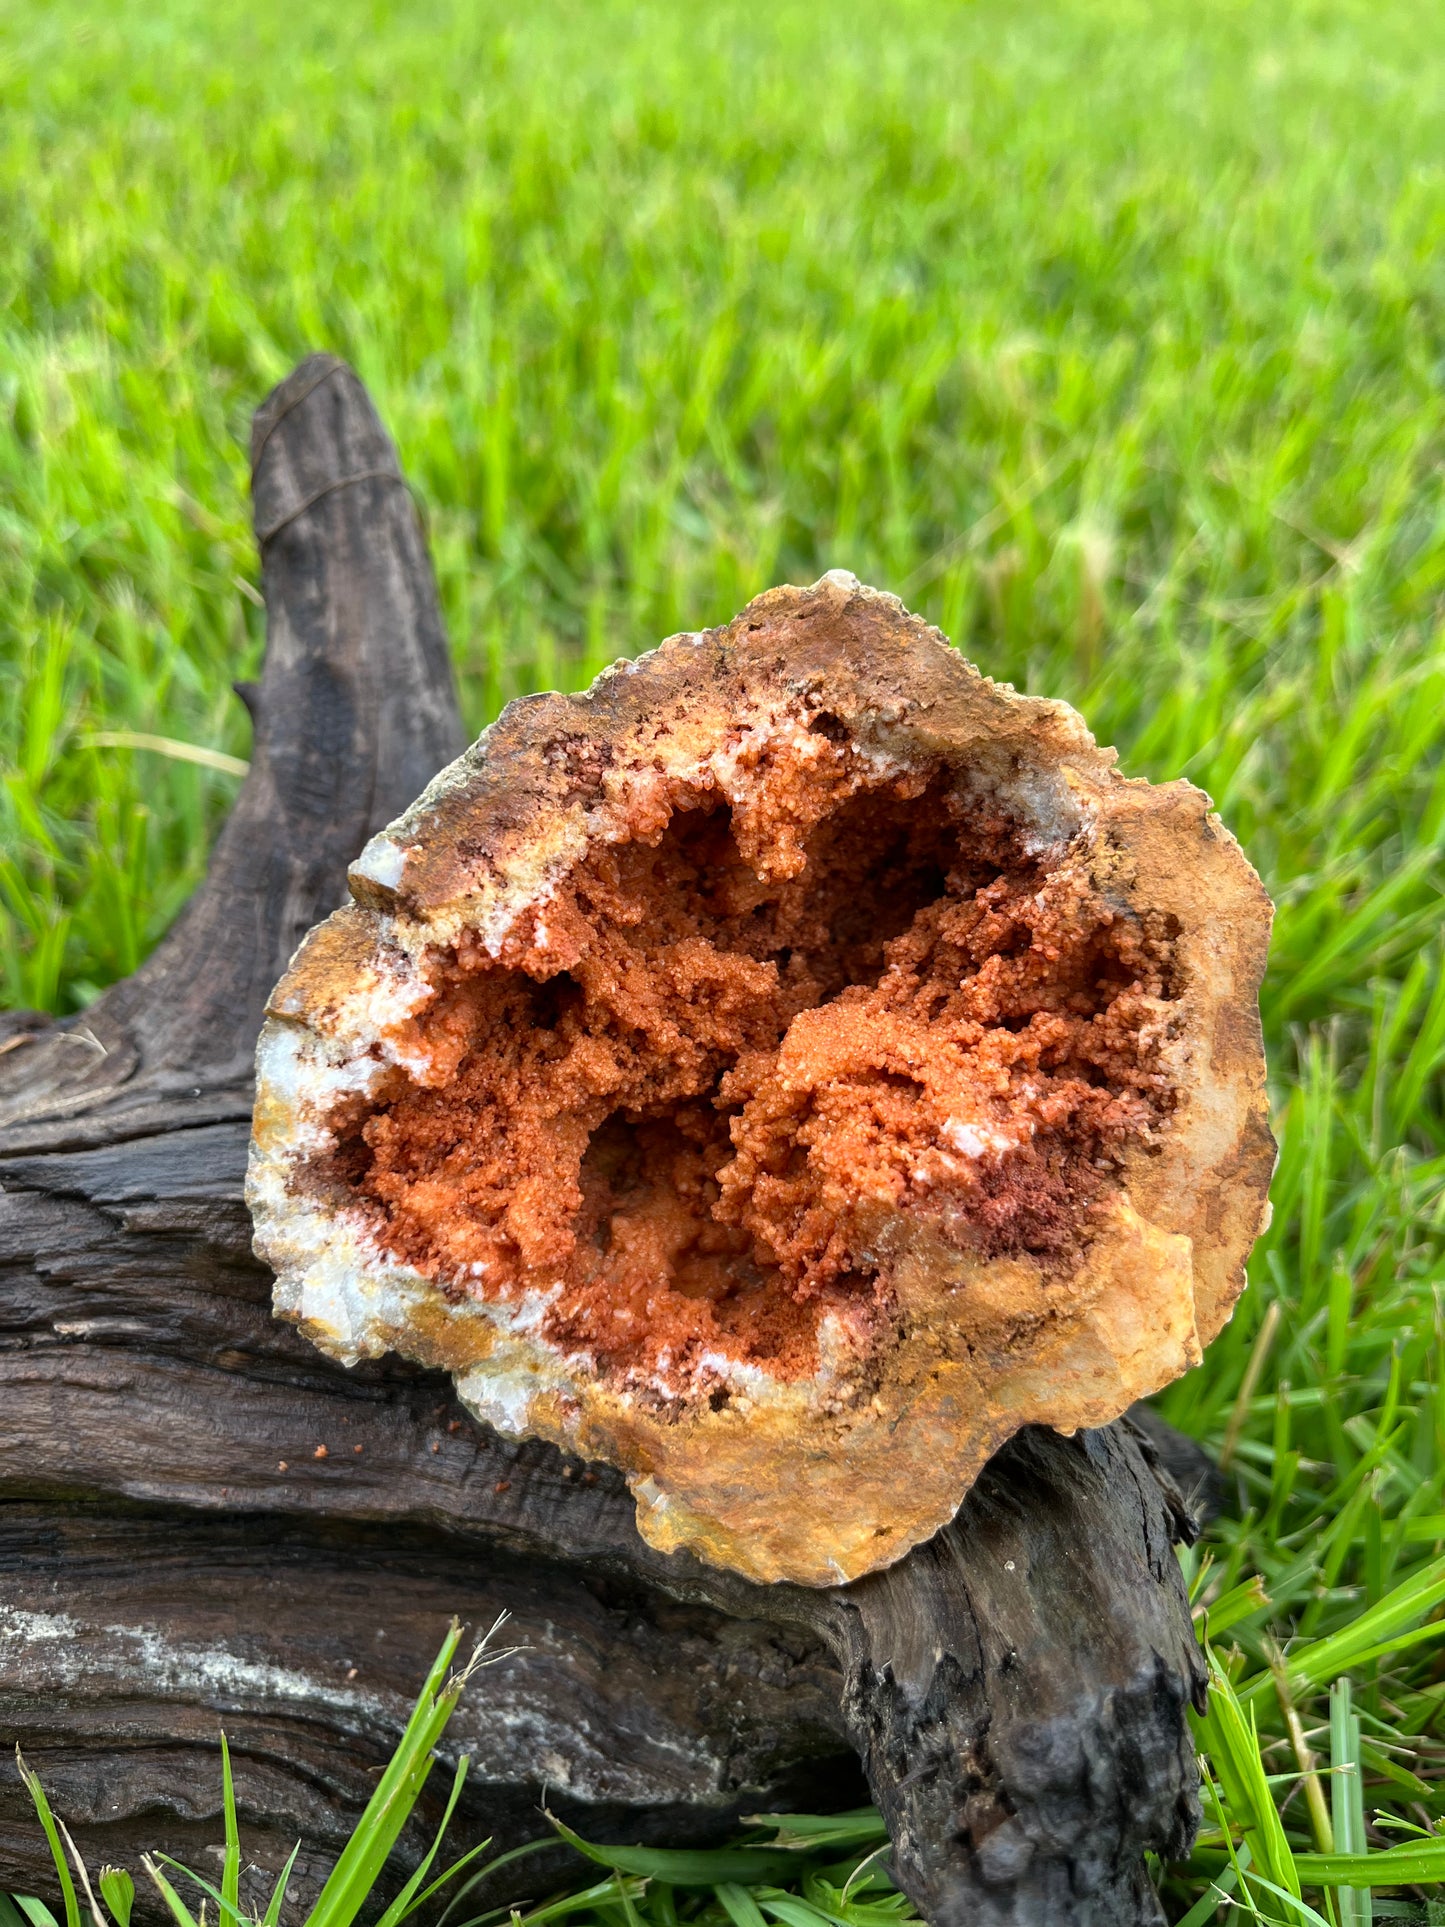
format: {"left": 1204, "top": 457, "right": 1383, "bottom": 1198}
{"left": 247, "top": 572, "right": 1274, "bottom": 1586}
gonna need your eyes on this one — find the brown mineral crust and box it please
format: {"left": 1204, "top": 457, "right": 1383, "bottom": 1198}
{"left": 251, "top": 571, "right": 1275, "bottom": 1585}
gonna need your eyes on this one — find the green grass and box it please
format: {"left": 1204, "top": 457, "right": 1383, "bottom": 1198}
{"left": 6, "top": 1626, "right": 919, "bottom": 1927}
{"left": 3, "top": 0, "right": 1445, "bottom": 1919}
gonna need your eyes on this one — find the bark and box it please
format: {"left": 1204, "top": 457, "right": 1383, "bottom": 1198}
{"left": 0, "top": 356, "right": 1206, "bottom": 1926}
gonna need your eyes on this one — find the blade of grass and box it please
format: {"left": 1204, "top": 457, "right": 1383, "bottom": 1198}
{"left": 716, "top": 1886, "right": 770, "bottom": 1927}
{"left": 374, "top": 1755, "right": 472, "bottom": 1927}
{"left": 14, "top": 1752, "right": 82, "bottom": 1927}
{"left": 1202, "top": 1575, "right": 1273, "bottom": 1641}
{"left": 150, "top": 1859, "right": 248, "bottom": 1927}
{"left": 433, "top": 1842, "right": 555, "bottom": 1927}
{"left": 1195, "top": 1650, "right": 1303, "bottom": 1901}
{"left": 1293, "top": 1839, "right": 1445, "bottom": 1886}
{"left": 1330, "top": 1682, "right": 1372, "bottom": 1927}
{"left": 1220, "top": 1303, "right": 1284, "bottom": 1473}
{"left": 306, "top": 1617, "right": 513, "bottom": 1927}
{"left": 1239, "top": 1868, "right": 1334, "bottom": 1926}
{"left": 261, "top": 1844, "right": 301, "bottom": 1927}
{"left": 96, "top": 1874, "right": 133, "bottom": 1927}
{"left": 838, "top": 1847, "right": 893, "bottom": 1906}
{"left": 56, "top": 1822, "right": 105, "bottom": 1927}
{"left": 80, "top": 734, "right": 250, "bottom": 778}
{"left": 139, "top": 1859, "right": 200, "bottom": 1927}
{"left": 1242, "top": 1556, "right": 1445, "bottom": 1700}
{"left": 546, "top": 1817, "right": 801, "bottom": 1890}
{"left": 1173, "top": 1861, "right": 1243, "bottom": 1927}
{"left": 218, "top": 1736, "right": 240, "bottom": 1927}
{"left": 1266, "top": 1638, "right": 1334, "bottom": 1853}
{"left": 11, "top": 1903, "right": 62, "bottom": 1927}
{"left": 754, "top": 1896, "right": 842, "bottom": 1927}
{"left": 395, "top": 1835, "right": 512, "bottom": 1924}
{"left": 496, "top": 1875, "right": 650, "bottom": 1927}
{"left": 743, "top": 1816, "right": 890, "bottom": 1854}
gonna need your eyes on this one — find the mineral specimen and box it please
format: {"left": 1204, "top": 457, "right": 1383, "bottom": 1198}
{"left": 248, "top": 572, "right": 1274, "bottom": 1585}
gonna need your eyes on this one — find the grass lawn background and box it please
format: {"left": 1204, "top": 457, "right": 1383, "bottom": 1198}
{"left": 3, "top": 0, "right": 1444, "bottom": 1919}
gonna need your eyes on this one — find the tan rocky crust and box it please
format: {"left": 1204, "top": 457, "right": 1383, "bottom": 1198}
{"left": 247, "top": 572, "right": 1274, "bottom": 1586}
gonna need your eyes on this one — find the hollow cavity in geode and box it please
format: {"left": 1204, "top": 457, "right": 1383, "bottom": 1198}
{"left": 249, "top": 573, "right": 1274, "bottom": 1587}
{"left": 326, "top": 778, "right": 1178, "bottom": 1395}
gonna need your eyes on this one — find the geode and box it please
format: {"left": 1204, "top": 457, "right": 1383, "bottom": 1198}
{"left": 248, "top": 572, "right": 1274, "bottom": 1586}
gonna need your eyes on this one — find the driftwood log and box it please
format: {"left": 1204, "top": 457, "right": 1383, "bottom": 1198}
{"left": 0, "top": 358, "right": 1209, "bottom": 1927}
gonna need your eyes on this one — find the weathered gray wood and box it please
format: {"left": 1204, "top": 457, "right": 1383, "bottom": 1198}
{"left": 0, "top": 1506, "right": 854, "bottom": 1910}
{"left": 0, "top": 356, "right": 1205, "bottom": 1927}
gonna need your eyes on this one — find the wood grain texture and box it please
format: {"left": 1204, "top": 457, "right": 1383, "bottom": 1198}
{"left": 0, "top": 356, "right": 1205, "bottom": 1927}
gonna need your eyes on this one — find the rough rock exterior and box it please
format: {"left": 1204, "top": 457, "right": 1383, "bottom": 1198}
{"left": 248, "top": 572, "right": 1273, "bottom": 1586}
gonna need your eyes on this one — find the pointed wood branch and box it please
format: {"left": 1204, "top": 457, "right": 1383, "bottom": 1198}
{"left": 0, "top": 353, "right": 464, "bottom": 1142}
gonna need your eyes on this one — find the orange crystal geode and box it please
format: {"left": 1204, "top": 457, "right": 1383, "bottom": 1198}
{"left": 247, "top": 573, "right": 1274, "bottom": 1585}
